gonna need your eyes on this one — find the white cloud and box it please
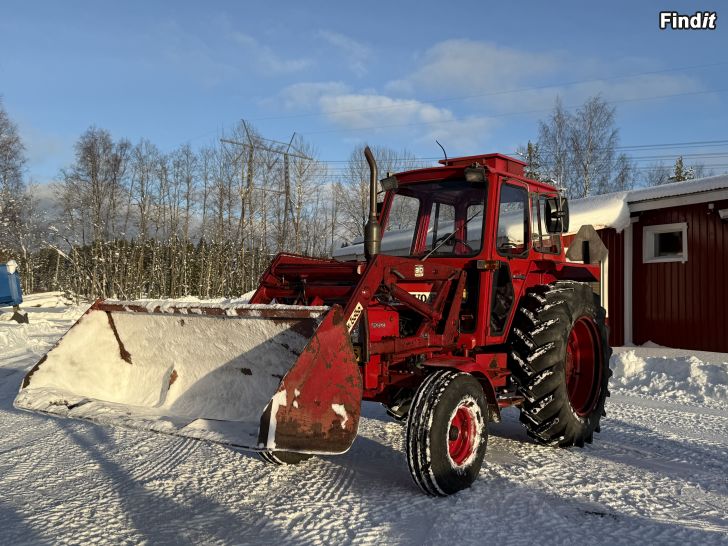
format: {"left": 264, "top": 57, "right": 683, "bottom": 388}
{"left": 155, "top": 20, "right": 240, "bottom": 88}
{"left": 275, "top": 81, "right": 351, "bottom": 110}
{"left": 316, "top": 31, "right": 371, "bottom": 77}
{"left": 266, "top": 40, "right": 707, "bottom": 153}
{"left": 318, "top": 93, "right": 494, "bottom": 148}
{"left": 387, "top": 39, "right": 561, "bottom": 98}
{"left": 387, "top": 39, "right": 704, "bottom": 113}
{"left": 320, "top": 94, "right": 451, "bottom": 127}
{"left": 151, "top": 21, "right": 313, "bottom": 84}
{"left": 230, "top": 32, "right": 313, "bottom": 75}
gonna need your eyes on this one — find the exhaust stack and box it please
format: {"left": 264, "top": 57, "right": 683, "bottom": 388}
{"left": 363, "top": 146, "right": 381, "bottom": 260}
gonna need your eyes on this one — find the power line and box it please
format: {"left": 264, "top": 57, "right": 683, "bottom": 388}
{"left": 612, "top": 139, "right": 728, "bottom": 151}
{"left": 261, "top": 139, "right": 727, "bottom": 167}
{"left": 170, "top": 121, "right": 728, "bottom": 177}
{"left": 280, "top": 153, "right": 728, "bottom": 175}
{"left": 309, "top": 140, "right": 728, "bottom": 167}
{"left": 535, "top": 152, "right": 728, "bottom": 165}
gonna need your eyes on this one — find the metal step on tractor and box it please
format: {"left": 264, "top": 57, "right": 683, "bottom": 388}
{"left": 15, "top": 148, "right": 611, "bottom": 496}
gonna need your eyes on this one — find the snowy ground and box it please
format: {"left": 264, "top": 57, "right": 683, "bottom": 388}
{"left": 1, "top": 294, "right": 727, "bottom": 545}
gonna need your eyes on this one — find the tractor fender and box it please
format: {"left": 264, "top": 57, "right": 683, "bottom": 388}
{"left": 420, "top": 357, "right": 501, "bottom": 421}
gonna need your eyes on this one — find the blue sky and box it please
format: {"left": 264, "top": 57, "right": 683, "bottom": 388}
{"left": 1, "top": 0, "right": 726, "bottom": 183}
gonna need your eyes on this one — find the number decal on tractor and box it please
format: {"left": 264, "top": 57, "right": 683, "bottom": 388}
{"left": 409, "top": 292, "right": 432, "bottom": 303}
{"left": 346, "top": 302, "right": 364, "bottom": 332}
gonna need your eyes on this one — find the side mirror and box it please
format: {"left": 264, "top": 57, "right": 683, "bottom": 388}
{"left": 545, "top": 196, "right": 570, "bottom": 233}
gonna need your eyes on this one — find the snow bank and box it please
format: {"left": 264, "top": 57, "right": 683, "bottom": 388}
{"left": 14, "top": 290, "right": 256, "bottom": 310}
{"left": 0, "top": 322, "right": 34, "bottom": 355}
{"left": 611, "top": 347, "right": 728, "bottom": 407}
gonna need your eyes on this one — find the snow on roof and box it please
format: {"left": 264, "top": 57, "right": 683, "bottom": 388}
{"left": 567, "top": 191, "right": 630, "bottom": 235}
{"left": 567, "top": 174, "right": 728, "bottom": 234}
{"left": 625, "top": 173, "right": 728, "bottom": 203}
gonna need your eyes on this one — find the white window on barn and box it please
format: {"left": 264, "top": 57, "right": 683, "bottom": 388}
{"left": 643, "top": 222, "right": 688, "bottom": 263}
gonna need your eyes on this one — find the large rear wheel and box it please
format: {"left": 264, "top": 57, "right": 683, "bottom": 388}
{"left": 406, "top": 370, "right": 488, "bottom": 496}
{"left": 508, "top": 281, "right": 612, "bottom": 447}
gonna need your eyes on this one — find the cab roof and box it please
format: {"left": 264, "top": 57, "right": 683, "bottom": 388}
{"left": 393, "top": 152, "right": 559, "bottom": 194}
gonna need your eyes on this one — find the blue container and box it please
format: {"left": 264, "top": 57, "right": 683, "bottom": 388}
{"left": 0, "top": 261, "right": 23, "bottom": 307}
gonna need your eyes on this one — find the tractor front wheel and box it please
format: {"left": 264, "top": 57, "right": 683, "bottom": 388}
{"left": 508, "top": 281, "right": 612, "bottom": 447}
{"left": 405, "top": 370, "right": 488, "bottom": 496}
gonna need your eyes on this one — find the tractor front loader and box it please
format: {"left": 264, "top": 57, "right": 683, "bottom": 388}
{"left": 15, "top": 147, "right": 611, "bottom": 496}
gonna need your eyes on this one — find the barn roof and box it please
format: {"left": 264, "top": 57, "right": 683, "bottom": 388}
{"left": 568, "top": 174, "right": 728, "bottom": 235}
{"left": 626, "top": 173, "right": 728, "bottom": 203}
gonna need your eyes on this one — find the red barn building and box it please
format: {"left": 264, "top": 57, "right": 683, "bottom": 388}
{"left": 568, "top": 175, "right": 728, "bottom": 352}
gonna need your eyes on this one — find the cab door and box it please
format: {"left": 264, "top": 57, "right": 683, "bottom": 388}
{"left": 486, "top": 179, "right": 532, "bottom": 344}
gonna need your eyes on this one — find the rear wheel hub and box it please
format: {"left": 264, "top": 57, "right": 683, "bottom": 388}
{"left": 565, "top": 317, "right": 602, "bottom": 416}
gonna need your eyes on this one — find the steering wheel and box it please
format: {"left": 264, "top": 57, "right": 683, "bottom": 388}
{"left": 434, "top": 233, "right": 455, "bottom": 246}
{"left": 434, "top": 233, "right": 473, "bottom": 254}
{"left": 499, "top": 242, "right": 523, "bottom": 254}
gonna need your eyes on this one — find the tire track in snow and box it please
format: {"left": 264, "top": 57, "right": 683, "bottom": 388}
{"left": 130, "top": 436, "right": 199, "bottom": 482}
{"left": 268, "top": 459, "right": 359, "bottom": 545}
{"left": 316, "top": 462, "right": 356, "bottom": 504}
{"left": 490, "top": 404, "right": 728, "bottom": 540}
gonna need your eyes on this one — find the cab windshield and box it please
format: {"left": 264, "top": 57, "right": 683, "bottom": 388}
{"left": 380, "top": 180, "right": 486, "bottom": 257}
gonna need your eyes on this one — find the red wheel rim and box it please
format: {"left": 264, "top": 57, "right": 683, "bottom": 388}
{"left": 448, "top": 404, "right": 477, "bottom": 466}
{"left": 565, "top": 317, "right": 602, "bottom": 416}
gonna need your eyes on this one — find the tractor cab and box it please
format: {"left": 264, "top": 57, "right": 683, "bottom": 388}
{"left": 364, "top": 154, "right": 577, "bottom": 349}
{"left": 335, "top": 153, "right": 570, "bottom": 267}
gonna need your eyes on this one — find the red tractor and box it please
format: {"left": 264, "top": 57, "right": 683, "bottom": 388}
{"left": 16, "top": 148, "right": 611, "bottom": 496}
{"left": 250, "top": 148, "right": 612, "bottom": 494}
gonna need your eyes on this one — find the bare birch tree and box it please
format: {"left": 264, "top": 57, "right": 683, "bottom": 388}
{"left": 0, "top": 98, "right": 28, "bottom": 264}
{"left": 335, "top": 144, "right": 422, "bottom": 243}
{"left": 538, "top": 97, "right": 572, "bottom": 191}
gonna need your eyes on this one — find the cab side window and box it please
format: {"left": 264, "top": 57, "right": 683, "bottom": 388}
{"left": 496, "top": 184, "right": 529, "bottom": 256}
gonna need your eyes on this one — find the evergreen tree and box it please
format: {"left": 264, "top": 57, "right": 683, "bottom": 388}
{"left": 517, "top": 141, "right": 544, "bottom": 181}
{"left": 670, "top": 156, "right": 694, "bottom": 182}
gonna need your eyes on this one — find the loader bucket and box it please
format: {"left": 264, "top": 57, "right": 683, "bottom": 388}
{"left": 14, "top": 300, "right": 363, "bottom": 454}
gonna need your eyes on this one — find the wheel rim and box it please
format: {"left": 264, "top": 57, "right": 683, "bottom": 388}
{"left": 565, "top": 317, "right": 602, "bottom": 416}
{"left": 448, "top": 404, "right": 477, "bottom": 466}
